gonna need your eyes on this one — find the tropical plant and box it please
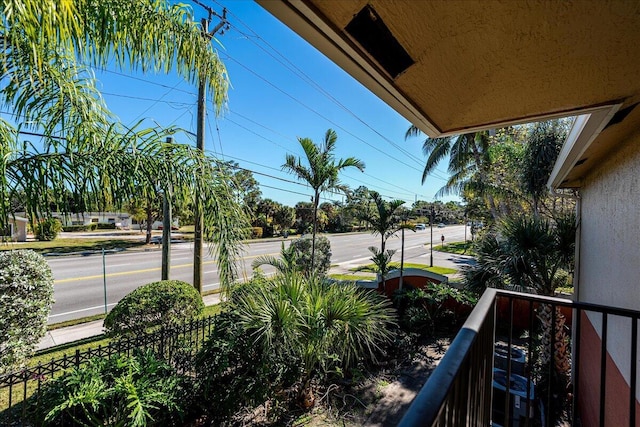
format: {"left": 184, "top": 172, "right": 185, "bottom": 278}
{"left": 406, "top": 127, "right": 502, "bottom": 218}
{"left": 234, "top": 272, "right": 396, "bottom": 406}
{"left": 104, "top": 280, "right": 204, "bottom": 336}
{"left": 37, "top": 350, "right": 189, "bottom": 427}
{"left": 34, "top": 217, "right": 62, "bottom": 241}
{"left": 368, "top": 246, "right": 396, "bottom": 292}
{"left": 1, "top": 1, "right": 249, "bottom": 291}
{"left": 464, "top": 213, "right": 576, "bottom": 296}
{"left": 195, "top": 308, "right": 295, "bottom": 423}
{"left": 394, "top": 284, "right": 477, "bottom": 336}
{"left": 283, "top": 129, "right": 364, "bottom": 270}
{"left": 251, "top": 241, "right": 302, "bottom": 275}
{"left": 0, "top": 250, "right": 54, "bottom": 374}
{"left": 463, "top": 212, "right": 576, "bottom": 418}
{"left": 363, "top": 191, "right": 406, "bottom": 290}
{"left": 364, "top": 191, "right": 405, "bottom": 253}
{"left": 0, "top": 0, "right": 227, "bottom": 221}
{"left": 520, "top": 120, "right": 568, "bottom": 216}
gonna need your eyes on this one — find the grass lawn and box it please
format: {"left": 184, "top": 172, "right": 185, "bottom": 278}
{"left": 351, "top": 263, "right": 457, "bottom": 276}
{"left": 0, "top": 238, "right": 150, "bottom": 254}
{"left": 328, "top": 273, "right": 376, "bottom": 281}
{"left": 436, "top": 241, "right": 475, "bottom": 255}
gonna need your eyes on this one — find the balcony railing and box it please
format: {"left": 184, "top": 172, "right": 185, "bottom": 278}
{"left": 398, "top": 288, "right": 640, "bottom": 427}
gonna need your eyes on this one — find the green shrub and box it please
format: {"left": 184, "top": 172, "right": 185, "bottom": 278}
{"left": 195, "top": 309, "right": 293, "bottom": 422}
{"left": 96, "top": 223, "right": 117, "bottom": 229}
{"left": 104, "top": 280, "right": 203, "bottom": 336}
{"left": 62, "top": 224, "right": 98, "bottom": 232}
{"left": 238, "top": 273, "right": 395, "bottom": 400}
{"left": 34, "top": 218, "right": 62, "bottom": 241}
{"left": 0, "top": 250, "right": 54, "bottom": 374}
{"left": 35, "top": 350, "right": 189, "bottom": 426}
{"left": 290, "top": 236, "right": 332, "bottom": 276}
{"left": 393, "top": 284, "right": 477, "bottom": 335}
{"left": 251, "top": 226, "right": 263, "bottom": 238}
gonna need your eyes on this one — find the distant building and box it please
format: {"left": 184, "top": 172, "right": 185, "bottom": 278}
{"left": 1, "top": 216, "right": 28, "bottom": 242}
{"left": 50, "top": 212, "right": 132, "bottom": 229}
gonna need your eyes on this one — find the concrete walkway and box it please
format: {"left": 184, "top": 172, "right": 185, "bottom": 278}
{"left": 37, "top": 293, "right": 222, "bottom": 350}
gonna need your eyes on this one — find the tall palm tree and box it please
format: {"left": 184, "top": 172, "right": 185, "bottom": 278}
{"left": 405, "top": 126, "right": 500, "bottom": 219}
{"left": 283, "top": 129, "right": 364, "bottom": 270}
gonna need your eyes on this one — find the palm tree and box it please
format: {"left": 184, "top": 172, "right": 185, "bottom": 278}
{"left": 405, "top": 126, "right": 500, "bottom": 219}
{"left": 363, "top": 191, "right": 406, "bottom": 291}
{"left": 235, "top": 272, "right": 396, "bottom": 406}
{"left": 520, "top": 121, "right": 568, "bottom": 216}
{"left": 283, "top": 129, "right": 364, "bottom": 270}
{"left": 1, "top": 1, "right": 248, "bottom": 291}
{"left": 365, "top": 191, "right": 405, "bottom": 254}
{"left": 368, "top": 246, "right": 397, "bottom": 292}
{"left": 251, "top": 242, "right": 301, "bottom": 275}
{"left": 463, "top": 213, "right": 576, "bottom": 396}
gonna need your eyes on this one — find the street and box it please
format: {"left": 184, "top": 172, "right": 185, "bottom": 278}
{"left": 47, "top": 225, "right": 473, "bottom": 323}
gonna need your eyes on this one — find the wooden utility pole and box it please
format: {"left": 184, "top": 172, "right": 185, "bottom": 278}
{"left": 193, "top": 6, "right": 228, "bottom": 294}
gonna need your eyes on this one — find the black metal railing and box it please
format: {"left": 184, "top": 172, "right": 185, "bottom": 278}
{"left": 398, "top": 288, "right": 640, "bottom": 427}
{"left": 0, "top": 315, "right": 216, "bottom": 424}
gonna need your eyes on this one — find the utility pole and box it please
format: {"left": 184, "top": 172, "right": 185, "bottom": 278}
{"left": 193, "top": 4, "right": 228, "bottom": 294}
{"left": 430, "top": 205, "right": 434, "bottom": 267}
{"left": 161, "top": 136, "right": 173, "bottom": 280}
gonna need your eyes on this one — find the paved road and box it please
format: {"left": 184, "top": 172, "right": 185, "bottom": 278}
{"left": 47, "top": 225, "right": 472, "bottom": 324}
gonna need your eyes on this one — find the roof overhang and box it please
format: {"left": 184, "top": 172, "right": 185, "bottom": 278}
{"left": 257, "top": 0, "right": 640, "bottom": 188}
{"left": 548, "top": 104, "right": 621, "bottom": 189}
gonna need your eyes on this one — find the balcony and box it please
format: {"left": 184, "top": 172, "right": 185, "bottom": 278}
{"left": 398, "top": 288, "right": 640, "bottom": 427}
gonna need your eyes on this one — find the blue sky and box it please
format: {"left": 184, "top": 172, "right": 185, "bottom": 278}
{"left": 95, "top": 0, "right": 456, "bottom": 208}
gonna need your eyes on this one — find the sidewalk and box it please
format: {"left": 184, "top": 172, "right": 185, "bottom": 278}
{"left": 37, "top": 293, "right": 222, "bottom": 351}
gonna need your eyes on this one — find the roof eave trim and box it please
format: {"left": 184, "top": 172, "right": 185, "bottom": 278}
{"left": 548, "top": 104, "right": 622, "bottom": 189}
{"left": 256, "top": 0, "right": 441, "bottom": 137}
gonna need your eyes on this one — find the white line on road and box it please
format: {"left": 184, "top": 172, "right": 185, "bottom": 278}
{"left": 50, "top": 303, "right": 118, "bottom": 318}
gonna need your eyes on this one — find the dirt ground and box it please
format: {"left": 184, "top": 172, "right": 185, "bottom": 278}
{"left": 291, "top": 333, "right": 454, "bottom": 427}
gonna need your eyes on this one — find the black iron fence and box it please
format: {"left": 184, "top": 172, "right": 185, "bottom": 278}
{"left": 0, "top": 315, "right": 216, "bottom": 424}
{"left": 398, "top": 288, "right": 640, "bottom": 427}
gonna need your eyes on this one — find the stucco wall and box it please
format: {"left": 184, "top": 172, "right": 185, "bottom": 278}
{"left": 579, "top": 129, "right": 640, "bottom": 415}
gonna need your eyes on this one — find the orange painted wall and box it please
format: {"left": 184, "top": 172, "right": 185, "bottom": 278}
{"left": 378, "top": 275, "right": 442, "bottom": 299}
{"left": 578, "top": 311, "right": 640, "bottom": 426}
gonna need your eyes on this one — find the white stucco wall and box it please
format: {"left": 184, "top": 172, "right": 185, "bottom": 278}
{"left": 579, "top": 128, "right": 640, "bottom": 392}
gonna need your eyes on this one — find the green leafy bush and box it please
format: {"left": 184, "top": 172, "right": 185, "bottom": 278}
{"left": 290, "top": 235, "right": 332, "bottom": 276}
{"left": 104, "top": 280, "right": 203, "bottom": 336}
{"left": 96, "top": 223, "right": 117, "bottom": 229}
{"left": 34, "top": 218, "right": 62, "bottom": 241}
{"left": 0, "top": 250, "right": 54, "bottom": 374}
{"left": 195, "top": 273, "right": 397, "bottom": 418}
{"left": 195, "top": 309, "right": 294, "bottom": 423}
{"left": 251, "top": 226, "right": 263, "bottom": 238}
{"left": 36, "top": 350, "right": 189, "bottom": 426}
{"left": 394, "top": 284, "right": 477, "bottom": 336}
{"left": 62, "top": 224, "right": 98, "bottom": 232}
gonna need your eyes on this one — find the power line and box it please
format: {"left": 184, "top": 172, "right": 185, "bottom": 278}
{"left": 220, "top": 52, "right": 425, "bottom": 173}
{"left": 217, "top": 6, "right": 426, "bottom": 168}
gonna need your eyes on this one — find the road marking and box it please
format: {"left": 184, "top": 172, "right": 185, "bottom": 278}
{"left": 54, "top": 260, "right": 218, "bottom": 284}
{"left": 49, "top": 303, "right": 118, "bottom": 318}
